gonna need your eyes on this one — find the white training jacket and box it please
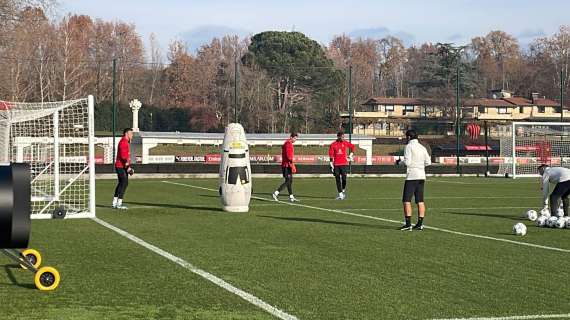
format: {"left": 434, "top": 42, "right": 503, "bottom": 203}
{"left": 401, "top": 139, "right": 431, "bottom": 180}
{"left": 541, "top": 166, "right": 570, "bottom": 205}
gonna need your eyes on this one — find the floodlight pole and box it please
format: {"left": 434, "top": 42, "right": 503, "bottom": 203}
{"left": 446, "top": 44, "right": 467, "bottom": 175}
{"left": 484, "top": 120, "right": 489, "bottom": 176}
{"left": 560, "top": 70, "right": 565, "bottom": 165}
{"left": 455, "top": 55, "right": 461, "bottom": 174}
{"left": 561, "top": 70, "right": 565, "bottom": 123}
{"left": 348, "top": 65, "right": 353, "bottom": 142}
{"left": 348, "top": 65, "right": 353, "bottom": 173}
{"left": 234, "top": 59, "right": 239, "bottom": 124}
{"left": 112, "top": 58, "right": 117, "bottom": 161}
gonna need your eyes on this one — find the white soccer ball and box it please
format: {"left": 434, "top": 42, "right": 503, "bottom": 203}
{"left": 556, "top": 217, "right": 566, "bottom": 229}
{"left": 556, "top": 208, "right": 565, "bottom": 217}
{"left": 547, "top": 217, "right": 559, "bottom": 228}
{"left": 536, "top": 215, "right": 548, "bottom": 227}
{"left": 540, "top": 208, "right": 551, "bottom": 217}
{"left": 526, "top": 210, "right": 538, "bottom": 221}
{"left": 513, "top": 223, "right": 527, "bottom": 236}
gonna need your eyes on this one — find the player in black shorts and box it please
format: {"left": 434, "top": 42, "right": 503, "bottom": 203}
{"left": 328, "top": 132, "right": 355, "bottom": 200}
{"left": 396, "top": 130, "right": 432, "bottom": 231}
{"left": 273, "top": 133, "right": 299, "bottom": 202}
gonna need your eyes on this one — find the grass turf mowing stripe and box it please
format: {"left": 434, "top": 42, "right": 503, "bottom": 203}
{"left": 431, "top": 313, "right": 570, "bottom": 320}
{"left": 162, "top": 181, "right": 570, "bottom": 254}
{"left": 91, "top": 217, "right": 299, "bottom": 320}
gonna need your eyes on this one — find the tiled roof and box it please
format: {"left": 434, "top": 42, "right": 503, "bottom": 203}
{"left": 463, "top": 98, "right": 516, "bottom": 107}
{"left": 503, "top": 97, "right": 532, "bottom": 106}
{"left": 363, "top": 97, "right": 439, "bottom": 106}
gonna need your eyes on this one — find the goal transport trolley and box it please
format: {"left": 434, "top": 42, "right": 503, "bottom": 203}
{"left": 0, "top": 164, "right": 60, "bottom": 291}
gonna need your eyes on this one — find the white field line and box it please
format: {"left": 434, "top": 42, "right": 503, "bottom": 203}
{"left": 304, "top": 196, "right": 541, "bottom": 200}
{"left": 430, "top": 180, "right": 539, "bottom": 185}
{"left": 431, "top": 313, "right": 570, "bottom": 320}
{"left": 162, "top": 181, "right": 570, "bottom": 254}
{"left": 92, "top": 217, "right": 298, "bottom": 320}
{"left": 349, "top": 207, "right": 530, "bottom": 211}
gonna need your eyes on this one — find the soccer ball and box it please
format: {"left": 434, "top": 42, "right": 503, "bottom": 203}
{"left": 540, "top": 208, "right": 551, "bottom": 217}
{"left": 536, "top": 215, "right": 548, "bottom": 227}
{"left": 513, "top": 223, "right": 527, "bottom": 236}
{"left": 556, "top": 208, "right": 565, "bottom": 217}
{"left": 526, "top": 210, "right": 538, "bottom": 221}
{"left": 556, "top": 217, "right": 566, "bottom": 229}
{"left": 547, "top": 217, "right": 559, "bottom": 228}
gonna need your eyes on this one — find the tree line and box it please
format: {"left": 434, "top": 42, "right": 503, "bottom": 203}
{"left": 1, "top": 1, "right": 568, "bottom": 133}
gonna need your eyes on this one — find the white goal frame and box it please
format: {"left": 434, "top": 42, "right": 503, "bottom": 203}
{"left": 0, "top": 95, "right": 96, "bottom": 219}
{"left": 501, "top": 121, "right": 570, "bottom": 179}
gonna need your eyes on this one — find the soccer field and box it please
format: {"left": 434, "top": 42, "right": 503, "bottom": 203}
{"left": 2, "top": 177, "right": 570, "bottom": 320}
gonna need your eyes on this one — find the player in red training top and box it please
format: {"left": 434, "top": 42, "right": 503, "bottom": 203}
{"left": 329, "top": 132, "right": 355, "bottom": 200}
{"left": 272, "top": 133, "right": 299, "bottom": 202}
{"left": 113, "top": 128, "right": 135, "bottom": 209}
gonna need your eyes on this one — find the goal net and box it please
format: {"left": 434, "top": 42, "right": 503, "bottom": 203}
{"left": 0, "top": 96, "right": 95, "bottom": 219}
{"left": 497, "top": 122, "right": 570, "bottom": 178}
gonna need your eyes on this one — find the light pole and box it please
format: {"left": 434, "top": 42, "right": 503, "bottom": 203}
{"left": 438, "top": 43, "right": 468, "bottom": 174}
{"left": 112, "top": 58, "right": 117, "bottom": 160}
{"left": 234, "top": 59, "right": 239, "bottom": 124}
{"left": 561, "top": 70, "right": 566, "bottom": 122}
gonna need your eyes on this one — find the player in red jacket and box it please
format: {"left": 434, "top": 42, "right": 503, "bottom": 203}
{"left": 329, "top": 132, "right": 355, "bottom": 200}
{"left": 113, "top": 128, "right": 134, "bottom": 209}
{"left": 272, "top": 133, "right": 299, "bottom": 202}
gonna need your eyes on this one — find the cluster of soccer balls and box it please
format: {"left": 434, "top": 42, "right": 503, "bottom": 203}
{"left": 513, "top": 208, "right": 570, "bottom": 236}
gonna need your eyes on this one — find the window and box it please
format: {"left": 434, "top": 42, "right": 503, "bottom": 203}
{"left": 498, "top": 107, "right": 508, "bottom": 114}
{"left": 478, "top": 106, "right": 486, "bottom": 114}
{"left": 519, "top": 106, "right": 524, "bottom": 113}
{"left": 405, "top": 105, "right": 415, "bottom": 112}
{"left": 538, "top": 106, "right": 546, "bottom": 113}
{"left": 384, "top": 105, "right": 394, "bottom": 112}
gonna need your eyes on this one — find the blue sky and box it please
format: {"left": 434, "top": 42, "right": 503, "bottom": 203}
{"left": 60, "top": 0, "right": 569, "bottom": 52}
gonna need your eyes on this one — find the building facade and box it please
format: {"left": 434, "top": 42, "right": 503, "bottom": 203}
{"left": 340, "top": 97, "right": 451, "bottom": 136}
{"left": 343, "top": 91, "right": 567, "bottom": 137}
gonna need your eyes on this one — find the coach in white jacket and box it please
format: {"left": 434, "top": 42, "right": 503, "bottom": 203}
{"left": 538, "top": 164, "right": 570, "bottom": 217}
{"left": 396, "top": 129, "right": 432, "bottom": 231}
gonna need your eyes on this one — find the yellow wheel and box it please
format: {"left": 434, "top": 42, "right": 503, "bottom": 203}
{"left": 20, "top": 249, "right": 42, "bottom": 270}
{"left": 34, "top": 266, "right": 60, "bottom": 291}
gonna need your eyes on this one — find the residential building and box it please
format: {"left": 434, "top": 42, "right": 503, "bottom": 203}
{"left": 343, "top": 91, "right": 567, "bottom": 137}
{"left": 463, "top": 90, "right": 567, "bottom": 122}
{"left": 340, "top": 97, "right": 451, "bottom": 136}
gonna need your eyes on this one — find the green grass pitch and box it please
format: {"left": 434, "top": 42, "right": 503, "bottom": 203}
{"left": 1, "top": 177, "right": 570, "bottom": 320}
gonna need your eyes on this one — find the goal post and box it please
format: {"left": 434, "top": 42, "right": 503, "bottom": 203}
{"left": 497, "top": 122, "right": 570, "bottom": 178}
{"left": 0, "top": 96, "right": 96, "bottom": 219}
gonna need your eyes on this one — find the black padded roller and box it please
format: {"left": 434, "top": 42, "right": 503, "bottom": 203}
{"left": 0, "top": 163, "right": 31, "bottom": 249}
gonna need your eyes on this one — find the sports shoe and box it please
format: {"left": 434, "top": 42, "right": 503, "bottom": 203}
{"left": 116, "top": 205, "right": 128, "bottom": 210}
{"left": 289, "top": 196, "right": 299, "bottom": 203}
{"left": 272, "top": 192, "right": 279, "bottom": 201}
{"left": 412, "top": 224, "right": 424, "bottom": 231}
{"left": 398, "top": 224, "right": 412, "bottom": 231}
